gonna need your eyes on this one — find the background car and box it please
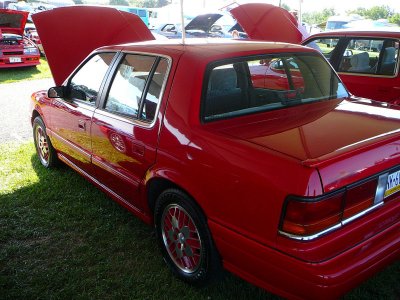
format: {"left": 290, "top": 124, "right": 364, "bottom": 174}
{"left": 229, "top": 3, "right": 400, "bottom": 105}
{"left": 0, "top": 9, "right": 40, "bottom": 68}
{"left": 302, "top": 30, "right": 400, "bottom": 104}
{"left": 153, "top": 13, "right": 247, "bottom": 39}
{"left": 31, "top": 6, "right": 400, "bottom": 300}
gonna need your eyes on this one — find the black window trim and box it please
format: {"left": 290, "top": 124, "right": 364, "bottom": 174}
{"left": 96, "top": 51, "right": 172, "bottom": 128}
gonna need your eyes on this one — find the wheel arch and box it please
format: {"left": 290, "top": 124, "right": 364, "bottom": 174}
{"left": 145, "top": 171, "right": 208, "bottom": 221}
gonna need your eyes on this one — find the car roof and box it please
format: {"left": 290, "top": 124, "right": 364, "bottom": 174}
{"left": 100, "top": 39, "right": 314, "bottom": 60}
{"left": 307, "top": 29, "right": 400, "bottom": 40}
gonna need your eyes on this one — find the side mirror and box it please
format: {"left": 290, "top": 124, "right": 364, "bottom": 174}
{"left": 48, "top": 86, "right": 65, "bottom": 98}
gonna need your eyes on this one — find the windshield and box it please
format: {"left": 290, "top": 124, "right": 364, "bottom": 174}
{"left": 203, "top": 53, "right": 348, "bottom": 121}
{"left": 326, "top": 21, "right": 348, "bottom": 30}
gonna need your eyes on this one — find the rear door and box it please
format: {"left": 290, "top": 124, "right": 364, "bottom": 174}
{"left": 336, "top": 37, "right": 400, "bottom": 103}
{"left": 90, "top": 53, "right": 170, "bottom": 209}
{"left": 303, "top": 36, "right": 400, "bottom": 104}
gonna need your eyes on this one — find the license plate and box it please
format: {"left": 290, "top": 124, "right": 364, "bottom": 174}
{"left": 384, "top": 170, "right": 400, "bottom": 198}
{"left": 9, "top": 57, "right": 22, "bottom": 63}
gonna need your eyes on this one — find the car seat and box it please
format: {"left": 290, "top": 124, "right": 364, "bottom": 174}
{"left": 348, "top": 52, "right": 370, "bottom": 73}
{"left": 380, "top": 47, "right": 397, "bottom": 75}
{"left": 205, "top": 68, "right": 243, "bottom": 117}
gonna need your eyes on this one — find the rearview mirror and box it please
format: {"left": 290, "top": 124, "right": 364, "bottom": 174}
{"left": 344, "top": 49, "right": 353, "bottom": 57}
{"left": 48, "top": 86, "right": 65, "bottom": 98}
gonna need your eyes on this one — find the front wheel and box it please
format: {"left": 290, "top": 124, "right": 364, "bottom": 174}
{"left": 154, "top": 189, "right": 222, "bottom": 286}
{"left": 33, "top": 116, "right": 59, "bottom": 168}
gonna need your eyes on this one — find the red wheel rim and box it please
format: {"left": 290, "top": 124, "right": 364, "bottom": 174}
{"left": 161, "top": 204, "right": 203, "bottom": 273}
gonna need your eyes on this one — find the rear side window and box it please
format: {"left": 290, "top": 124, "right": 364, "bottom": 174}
{"left": 303, "top": 38, "right": 340, "bottom": 59}
{"left": 338, "top": 38, "right": 399, "bottom": 76}
{"left": 203, "top": 53, "right": 348, "bottom": 121}
{"left": 104, "top": 54, "right": 169, "bottom": 123}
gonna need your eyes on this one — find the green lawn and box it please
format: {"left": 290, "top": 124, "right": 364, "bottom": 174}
{"left": 0, "top": 58, "right": 52, "bottom": 83}
{"left": 0, "top": 142, "right": 399, "bottom": 299}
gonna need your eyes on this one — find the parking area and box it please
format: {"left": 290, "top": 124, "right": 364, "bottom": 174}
{"left": 0, "top": 78, "right": 53, "bottom": 143}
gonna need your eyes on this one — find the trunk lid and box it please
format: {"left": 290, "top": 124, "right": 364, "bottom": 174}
{"left": 216, "top": 98, "right": 400, "bottom": 191}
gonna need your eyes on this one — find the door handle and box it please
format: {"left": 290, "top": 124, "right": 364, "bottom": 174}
{"left": 78, "top": 120, "right": 86, "bottom": 131}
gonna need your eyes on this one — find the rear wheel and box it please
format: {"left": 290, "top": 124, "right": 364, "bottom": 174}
{"left": 154, "top": 189, "right": 222, "bottom": 286}
{"left": 33, "top": 116, "right": 58, "bottom": 168}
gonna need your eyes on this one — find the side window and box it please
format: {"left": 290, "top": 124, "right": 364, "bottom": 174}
{"left": 140, "top": 58, "right": 169, "bottom": 122}
{"left": 304, "top": 38, "right": 340, "bottom": 59}
{"left": 69, "top": 53, "right": 115, "bottom": 105}
{"left": 338, "top": 38, "right": 399, "bottom": 76}
{"left": 105, "top": 54, "right": 169, "bottom": 123}
{"left": 105, "top": 54, "right": 156, "bottom": 118}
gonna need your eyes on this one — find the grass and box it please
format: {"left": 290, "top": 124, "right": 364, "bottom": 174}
{"left": 0, "top": 142, "right": 399, "bottom": 299}
{"left": 0, "top": 58, "right": 51, "bottom": 83}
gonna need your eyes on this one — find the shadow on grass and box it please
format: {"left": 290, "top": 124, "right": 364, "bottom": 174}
{"left": 0, "top": 152, "right": 276, "bottom": 299}
{"left": 0, "top": 148, "right": 398, "bottom": 299}
{"left": 0, "top": 58, "right": 51, "bottom": 83}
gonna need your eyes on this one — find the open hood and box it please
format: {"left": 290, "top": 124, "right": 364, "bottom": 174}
{"left": 185, "top": 13, "right": 223, "bottom": 32}
{"left": 230, "top": 3, "right": 305, "bottom": 44}
{"left": 0, "top": 9, "right": 28, "bottom": 36}
{"left": 32, "top": 6, "right": 154, "bottom": 86}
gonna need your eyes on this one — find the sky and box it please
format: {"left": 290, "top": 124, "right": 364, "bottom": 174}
{"left": 194, "top": 0, "right": 400, "bottom": 13}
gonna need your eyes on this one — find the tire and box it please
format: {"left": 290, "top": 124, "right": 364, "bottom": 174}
{"left": 33, "top": 116, "right": 59, "bottom": 168}
{"left": 154, "top": 188, "right": 223, "bottom": 286}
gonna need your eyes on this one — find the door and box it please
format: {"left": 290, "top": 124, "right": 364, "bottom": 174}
{"left": 336, "top": 37, "right": 400, "bottom": 103}
{"left": 91, "top": 54, "right": 170, "bottom": 209}
{"left": 47, "top": 52, "right": 116, "bottom": 170}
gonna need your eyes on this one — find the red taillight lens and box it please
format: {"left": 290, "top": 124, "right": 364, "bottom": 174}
{"left": 281, "top": 178, "right": 378, "bottom": 238}
{"left": 281, "top": 192, "right": 344, "bottom": 236}
{"left": 343, "top": 178, "right": 376, "bottom": 219}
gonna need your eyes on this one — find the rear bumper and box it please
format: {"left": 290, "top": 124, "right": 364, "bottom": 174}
{"left": 209, "top": 219, "right": 400, "bottom": 300}
{"left": 0, "top": 55, "right": 40, "bottom": 68}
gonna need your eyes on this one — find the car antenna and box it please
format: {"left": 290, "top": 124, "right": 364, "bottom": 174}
{"left": 180, "top": 0, "right": 186, "bottom": 44}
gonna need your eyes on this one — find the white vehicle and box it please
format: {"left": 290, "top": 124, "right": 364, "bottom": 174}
{"left": 325, "top": 15, "right": 362, "bottom": 31}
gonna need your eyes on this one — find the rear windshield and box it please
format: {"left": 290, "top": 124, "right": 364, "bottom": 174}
{"left": 202, "top": 53, "right": 348, "bottom": 121}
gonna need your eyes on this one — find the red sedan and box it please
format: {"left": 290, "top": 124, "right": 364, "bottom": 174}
{"left": 30, "top": 6, "right": 399, "bottom": 300}
{"left": 0, "top": 9, "right": 40, "bottom": 68}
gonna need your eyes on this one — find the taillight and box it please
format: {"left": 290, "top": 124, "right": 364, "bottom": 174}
{"left": 343, "top": 178, "right": 377, "bottom": 219}
{"left": 281, "top": 192, "right": 344, "bottom": 236}
{"left": 280, "top": 178, "right": 379, "bottom": 238}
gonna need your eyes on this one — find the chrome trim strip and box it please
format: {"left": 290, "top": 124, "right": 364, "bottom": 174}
{"left": 58, "top": 153, "right": 144, "bottom": 215}
{"left": 342, "top": 202, "right": 384, "bottom": 225}
{"left": 279, "top": 223, "right": 342, "bottom": 241}
{"left": 279, "top": 202, "right": 385, "bottom": 241}
{"left": 91, "top": 155, "right": 138, "bottom": 187}
{"left": 375, "top": 173, "right": 389, "bottom": 204}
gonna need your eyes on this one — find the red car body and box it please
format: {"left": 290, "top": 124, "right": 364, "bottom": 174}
{"left": 0, "top": 9, "right": 40, "bottom": 68}
{"left": 30, "top": 6, "right": 399, "bottom": 300}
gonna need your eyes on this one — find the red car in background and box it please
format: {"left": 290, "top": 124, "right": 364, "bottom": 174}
{"left": 232, "top": 3, "right": 400, "bottom": 104}
{"left": 0, "top": 9, "right": 40, "bottom": 68}
{"left": 30, "top": 6, "right": 399, "bottom": 300}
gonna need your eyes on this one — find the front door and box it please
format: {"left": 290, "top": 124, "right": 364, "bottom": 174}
{"left": 47, "top": 52, "right": 116, "bottom": 171}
